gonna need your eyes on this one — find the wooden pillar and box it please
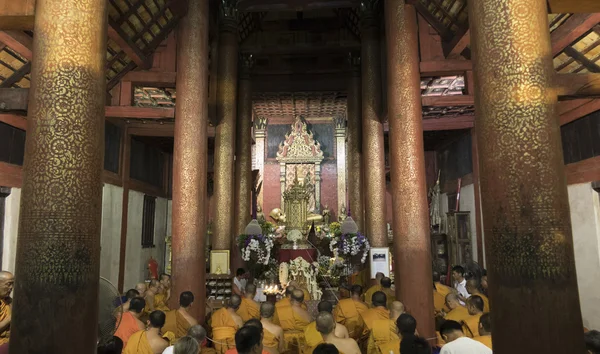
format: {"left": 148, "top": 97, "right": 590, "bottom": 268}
{"left": 254, "top": 118, "right": 267, "bottom": 210}
{"left": 468, "top": 0, "right": 585, "bottom": 353}
{"left": 171, "top": 0, "right": 209, "bottom": 322}
{"left": 360, "top": 0, "right": 387, "bottom": 249}
{"left": 212, "top": 1, "right": 239, "bottom": 257}
{"left": 385, "top": 1, "right": 435, "bottom": 341}
{"left": 334, "top": 117, "right": 347, "bottom": 218}
{"left": 346, "top": 53, "right": 364, "bottom": 229}
{"left": 10, "top": 0, "right": 107, "bottom": 352}
{"left": 233, "top": 55, "right": 253, "bottom": 272}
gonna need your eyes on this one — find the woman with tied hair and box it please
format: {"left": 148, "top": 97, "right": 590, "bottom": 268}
{"left": 174, "top": 336, "right": 199, "bottom": 354}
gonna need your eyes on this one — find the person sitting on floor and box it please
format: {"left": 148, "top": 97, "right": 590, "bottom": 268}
{"left": 472, "top": 313, "right": 492, "bottom": 349}
{"left": 124, "top": 310, "right": 170, "bottom": 354}
{"left": 163, "top": 291, "right": 199, "bottom": 340}
{"left": 305, "top": 301, "right": 349, "bottom": 351}
{"left": 260, "top": 302, "right": 285, "bottom": 354}
{"left": 364, "top": 273, "right": 385, "bottom": 305}
{"left": 279, "top": 289, "right": 312, "bottom": 353}
{"left": 235, "top": 326, "right": 264, "bottom": 354}
{"left": 115, "top": 296, "right": 146, "bottom": 349}
{"left": 462, "top": 296, "right": 484, "bottom": 338}
{"left": 211, "top": 295, "right": 244, "bottom": 354}
{"left": 163, "top": 325, "right": 216, "bottom": 354}
{"left": 465, "top": 280, "right": 489, "bottom": 312}
{"left": 367, "top": 301, "right": 404, "bottom": 354}
{"left": 360, "top": 291, "right": 389, "bottom": 338}
{"left": 315, "top": 312, "right": 361, "bottom": 354}
{"left": 439, "top": 320, "right": 491, "bottom": 354}
{"left": 333, "top": 285, "right": 368, "bottom": 340}
{"left": 237, "top": 284, "right": 260, "bottom": 322}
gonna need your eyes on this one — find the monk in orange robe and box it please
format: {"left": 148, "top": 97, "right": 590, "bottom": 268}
{"left": 211, "top": 295, "right": 244, "bottom": 354}
{"left": 116, "top": 297, "right": 146, "bottom": 348}
{"left": 473, "top": 313, "right": 492, "bottom": 349}
{"left": 124, "top": 310, "right": 169, "bottom": 354}
{"left": 462, "top": 295, "right": 484, "bottom": 338}
{"left": 333, "top": 285, "right": 368, "bottom": 340}
{"left": 363, "top": 273, "right": 384, "bottom": 305}
{"left": 367, "top": 301, "right": 403, "bottom": 354}
{"left": 278, "top": 289, "right": 312, "bottom": 354}
{"left": 379, "top": 277, "right": 396, "bottom": 309}
{"left": 0, "top": 272, "right": 13, "bottom": 346}
{"left": 289, "top": 281, "right": 311, "bottom": 301}
{"left": 305, "top": 301, "right": 349, "bottom": 353}
{"left": 360, "top": 291, "right": 389, "bottom": 338}
{"left": 144, "top": 280, "right": 160, "bottom": 313}
{"left": 433, "top": 271, "right": 453, "bottom": 313}
{"left": 159, "top": 273, "right": 172, "bottom": 304}
{"left": 224, "top": 319, "right": 272, "bottom": 354}
{"left": 313, "top": 312, "right": 361, "bottom": 354}
{"left": 274, "top": 286, "right": 307, "bottom": 325}
{"left": 443, "top": 293, "right": 470, "bottom": 323}
{"left": 261, "top": 302, "right": 285, "bottom": 354}
{"left": 466, "top": 279, "right": 490, "bottom": 312}
{"left": 163, "top": 291, "right": 198, "bottom": 340}
{"left": 238, "top": 284, "right": 260, "bottom": 322}
{"left": 154, "top": 285, "right": 170, "bottom": 312}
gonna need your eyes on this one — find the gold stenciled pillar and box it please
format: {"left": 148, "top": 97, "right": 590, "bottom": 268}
{"left": 254, "top": 117, "right": 267, "bottom": 208}
{"left": 468, "top": 0, "right": 585, "bottom": 353}
{"left": 385, "top": 1, "right": 435, "bottom": 341}
{"left": 172, "top": 0, "right": 209, "bottom": 322}
{"left": 360, "top": 0, "right": 387, "bottom": 247}
{"left": 10, "top": 0, "right": 107, "bottom": 352}
{"left": 212, "top": 0, "right": 239, "bottom": 253}
{"left": 346, "top": 53, "right": 364, "bottom": 230}
{"left": 334, "top": 117, "right": 347, "bottom": 218}
{"left": 233, "top": 54, "right": 253, "bottom": 271}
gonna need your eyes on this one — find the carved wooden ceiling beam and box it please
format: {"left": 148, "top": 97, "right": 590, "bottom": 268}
{"left": 238, "top": 0, "right": 359, "bottom": 12}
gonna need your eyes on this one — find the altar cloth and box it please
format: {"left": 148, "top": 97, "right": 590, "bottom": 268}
{"left": 278, "top": 248, "right": 318, "bottom": 263}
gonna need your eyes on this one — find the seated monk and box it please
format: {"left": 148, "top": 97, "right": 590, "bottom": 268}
{"left": 238, "top": 284, "right": 260, "bottom": 322}
{"left": 305, "top": 301, "right": 349, "bottom": 353}
{"left": 136, "top": 282, "right": 148, "bottom": 298}
{"left": 289, "top": 280, "right": 311, "bottom": 302}
{"left": 116, "top": 297, "right": 146, "bottom": 348}
{"left": 211, "top": 294, "right": 244, "bottom": 354}
{"left": 279, "top": 289, "right": 312, "bottom": 354}
{"left": 154, "top": 284, "right": 170, "bottom": 312}
{"left": 379, "top": 278, "right": 396, "bottom": 309}
{"left": 163, "top": 291, "right": 198, "bottom": 340}
{"left": 367, "top": 301, "right": 404, "bottom": 354}
{"left": 363, "top": 273, "right": 384, "bottom": 306}
{"left": 360, "top": 291, "right": 389, "bottom": 338}
{"left": 312, "top": 343, "right": 339, "bottom": 354}
{"left": 121, "top": 288, "right": 140, "bottom": 314}
{"left": 433, "top": 272, "right": 452, "bottom": 314}
{"left": 160, "top": 273, "right": 172, "bottom": 304}
{"left": 145, "top": 280, "right": 160, "bottom": 313}
{"left": 0, "top": 272, "right": 14, "bottom": 346}
{"left": 473, "top": 313, "right": 492, "bottom": 349}
{"left": 314, "top": 312, "right": 361, "bottom": 354}
{"left": 225, "top": 319, "right": 271, "bottom": 354}
{"left": 235, "top": 325, "right": 264, "bottom": 354}
{"left": 443, "top": 293, "right": 469, "bottom": 323}
{"left": 462, "top": 295, "right": 484, "bottom": 338}
{"left": 163, "top": 325, "right": 216, "bottom": 354}
{"left": 260, "top": 302, "right": 285, "bottom": 354}
{"left": 333, "top": 285, "right": 367, "bottom": 340}
{"left": 273, "top": 286, "right": 307, "bottom": 325}
{"left": 124, "top": 310, "right": 169, "bottom": 354}
{"left": 466, "top": 279, "right": 490, "bottom": 313}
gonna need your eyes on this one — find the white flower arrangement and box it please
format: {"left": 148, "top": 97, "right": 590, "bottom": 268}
{"left": 329, "top": 232, "right": 370, "bottom": 264}
{"left": 239, "top": 234, "right": 274, "bottom": 265}
{"left": 282, "top": 257, "right": 323, "bottom": 300}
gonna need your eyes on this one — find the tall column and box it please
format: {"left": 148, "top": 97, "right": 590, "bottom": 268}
{"left": 468, "top": 1, "right": 584, "bottom": 353}
{"left": 9, "top": 0, "right": 106, "bottom": 352}
{"left": 334, "top": 117, "right": 347, "bottom": 218}
{"left": 360, "top": 1, "right": 387, "bottom": 248}
{"left": 212, "top": 0, "right": 239, "bottom": 254}
{"left": 233, "top": 55, "right": 253, "bottom": 271}
{"left": 254, "top": 118, "right": 267, "bottom": 209}
{"left": 346, "top": 53, "right": 364, "bottom": 229}
{"left": 385, "top": 1, "right": 435, "bottom": 341}
{"left": 172, "top": 0, "right": 209, "bottom": 322}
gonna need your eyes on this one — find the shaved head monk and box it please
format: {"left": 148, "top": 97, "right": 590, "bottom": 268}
{"left": 238, "top": 283, "right": 260, "bottom": 322}
{"left": 260, "top": 302, "right": 285, "bottom": 354}
{"left": 163, "top": 291, "right": 198, "bottom": 340}
{"left": 153, "top": 280, "right": 170, "bottom": 312}
{"left": 380, "top": 277, "right": 396, "bottom": 308}
{"left": 433, "top": 272, "right": 452, "bottom": 314}
{"left": 364, "top": 272, "right": 385, "bottom": 305}
{"left": 212, "top": 295, "right": 244, "bottom": 353}
{"left": 124, "top": 310, "right": 169, "bottom": 354}
{"left": 367, "top": 301, "right": 404, "bottom": 354}
{"left": 305, "top": 301, "right": 349, "bottom": 351}
{"left": 160, "top": 273, "right": 172, "bottom": 303}
{"left": 443, "top": 293, "right": 469, "bottom": 324}
{"left": 0, "top": 271, "right": 14, "bottom": 346}
{"left": 333, "top": 285, "right": 368, "bottom": 340}
{"left": 473, "top": 313, "right": 492, "bottom": 349}
{"left": 116, "top": 297, "right": 146, "bottom": 349}
{"left": 315, "top": 312, "right": 361, "bottom": 354}
{"left": 361, "top": 291, "right": 389, "bottom": 337}
{"left": 273, "top": 285, "right": 306, "bottom": 325}
{"left": 465, "top": 279, "right": 489, "bottom": 312}
{"left": 279, "top": 289, "right": 312, "bottom": 353}
{"left": 462, "top": 295, "right": 484, "bottom": 338}
{"left": 136, "top": 282, "right": 148, "bottom": 298}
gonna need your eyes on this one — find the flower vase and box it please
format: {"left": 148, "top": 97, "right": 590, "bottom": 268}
{"left": 293, "top": 241, "right": 298, "bottom": 250}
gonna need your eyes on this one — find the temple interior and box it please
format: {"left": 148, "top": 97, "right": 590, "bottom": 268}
{"left": 0, "top": 0, "right": 600, "bottom": 353}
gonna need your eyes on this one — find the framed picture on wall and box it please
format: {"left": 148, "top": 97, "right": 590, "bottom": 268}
{"left": 210, "top": 250, "right": 230, "bottom": 275}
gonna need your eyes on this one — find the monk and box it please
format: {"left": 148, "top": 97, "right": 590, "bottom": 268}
{"left": 238, "top": 284, "right": 260, "bottom": 322}
{"left": 163, "top": 325, "right": 215, "bottom": 354}
{"left": 360, "top": 291, "right": 389, "bottom": 338}
{"left": 274, "top": 286, "right": 307, "bottom": 325}
{"left": 305, "top": 301, "right": 349, "bottom": 352}
{"left": 163, "top": 291, "right": 198, "bottom": 340}
{"left": 462, "top": 295, "right": 484, "bottom": 338}
{"left": 116, "top": 297, "right": 146, "bottom": 348}
{"left": 124, "top": 310, "right": 169, "bottom": 354}
{"left": 379, "top": 278, "right": 395, "bottom": 308}
{"left": 333, "top": 285, "right": 367, "bottom": 340}
{"left": 367, "top": 301, "right": 404, "bottom": 354}
{"left": 211, "top": 294, "right": 244, "bottom": 354}
{"left": 433, "top": 272, "right": 452, "bottom": 314}
{"left": 235, "top": 326, "right": 264, "bottom": 354}
{"left": 289, "top": 280, "right": 311, "bottom": 301}
{"left": 160, "top": 273, "right": 172, "bottom": 303}
{"left": 466, "top": 279, "right": 489, "bottom": 312}
{"left": 154, "top": 284, "right": 171, "bottom": 312}
{"left": 363, "top": 272, "right": 384, "bottom": 305}
{"left": 136, "top": 282, "right": 148, "bottom": 298}
{"left": 260, "top": 302, "right": 285, "bottom": 354}
{"left": 279, "top": 289, "right": 312, "bottom": 354}
{"left": 473, "top": 313, "right": 492, "bottom": 349}
{"left": 315, "top": 312, "right": 361, "bottom": 354}
{"left": 224, "top": 319, "right": 272, "bottom": 354}
{"left": 0, "top": 271, "right": 14, "bottom": 346}
{"left": 145, "top": 280, "right": 160, "bottom": 312}
{"left": 443, "top": 293, "right": 469, "bottom": 323}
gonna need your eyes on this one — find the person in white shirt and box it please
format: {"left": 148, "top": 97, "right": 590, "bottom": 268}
{"left": 439, "top": 320, "right": 492, "bottom": 354}
{"left": 163, "top": 325, "right": 211, "bottom": 354}
{"left": 233, "top": 268, "right": 248, "bottom": 297}
{"left": 452, "top": 265, "right": 470, "bottom": 303}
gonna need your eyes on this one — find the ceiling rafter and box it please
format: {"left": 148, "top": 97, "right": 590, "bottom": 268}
{"left": 0, "top": 61, "right": 30, "bottom": 88}
{"left": 108, "top": 18, "right": 152, "bottom": 69}
{"left": 563, "top": 46, "right": 600, "bottom": 73}
{"left": 551, "top": 13, "right": 600, "bottom": 57}
{"left": 0, "top": 30, "right": 32, "bottom": 60}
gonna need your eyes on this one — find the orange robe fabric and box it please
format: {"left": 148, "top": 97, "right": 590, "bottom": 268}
{"left": 274, "top": 298, "right": 307, "bottom": 325}
{"left": 478, "top": 293, "right": 490, "bottom": 313}
{"left": 360, "top": 307, "right": 389, "bottom": 337}
{"left": 0, "top": 299, "right": 10, "bottom": 345}
{"left": 237, "top": 297, "right": 260, "bottom": 322}
{"left": 123, "top": 331, "right": 154, "bottom": 354}
{"left": 367, "top": 319, "right": 399, "bottom": 354}
{"left": 444, "top": 306, "right": 469, "bottom": 323}
{"left": 363, "top": 285, "right": 382, "bottom": 306}
{"left": 381, "top": 288, "right": 396, "bottom": 308}
{"left": 474, "top": 335, "right": 492, "bottom": 349}
{"left": 462, "top": 314, "right": 482, "bottom": 338}
{"left": 154, "top": 293, "right": 170, "bottom": 312}
{"left": 211, "top": 308, "right": 240, "bottom": 354}
{"left": 333, "top": 299, "right": 367, "bottom": 339}
{"left": 433, "top": 290, "right": 447, "bottom": 313}
{"left": 279, "top": 305, "right": 310, "bottom": 354}
{"left": 263, "top": 328, "right": 281, "bottom": 353}
{"left": 163, "top": 309, "right": 192, "bottom": 340}
{"left": 434, "top": 282, "right": 452, "bottom": 297}
{"left": 304, "top": 322, "right": 323, "bottom": 350}
{"left": 115, "top": 312, "right": 142, "bottom": 349}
